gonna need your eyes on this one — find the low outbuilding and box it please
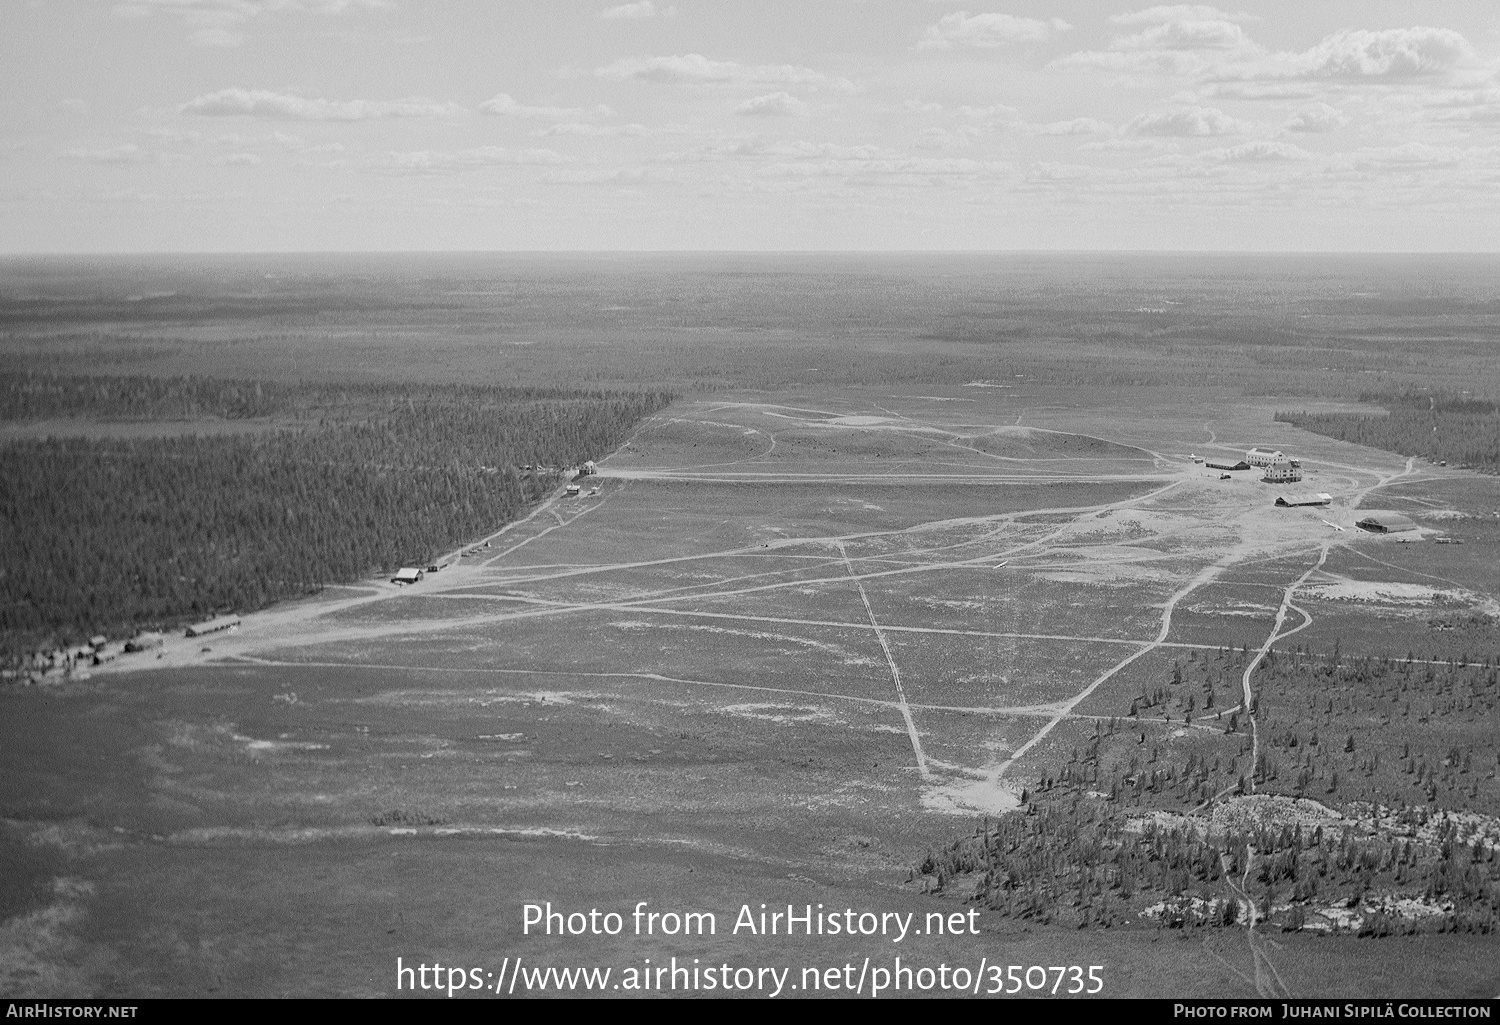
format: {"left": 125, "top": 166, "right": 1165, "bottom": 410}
{"left": 391, "top": 567, "right": 424, "bottom": 584}
{"left": 1275, "top": 491, "right": 1332, "bottom": 507}
{"left": 186, "top": 615, "right": 240, "bottom": 637}
{"left": 124, "top": 631, "right": 165, "bottom": 652}
{"left": 1205, "top": 458, "right": 1251, "bottom": 471}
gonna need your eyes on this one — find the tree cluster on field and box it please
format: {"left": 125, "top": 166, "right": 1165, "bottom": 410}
{"left": 1148, "top": 645, "right": 1500, "bottom": 812}
{"left": 1276, "top": 391, "right": 1500, "bottom": 472}
{"left": 1, "top": 374, "right": 671, "bottom": 660}
{"left": 918, "top": 796, "right": 1499, "bottom": 935}
{"left": 913, "top": 642, "right": 1500, "bottom": 933}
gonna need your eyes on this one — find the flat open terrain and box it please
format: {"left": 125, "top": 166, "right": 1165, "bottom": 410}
{"left": 6, "top": 382, "right": 1498, "bottom": 997}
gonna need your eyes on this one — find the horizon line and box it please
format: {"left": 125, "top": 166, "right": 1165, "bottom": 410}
{"left": 5, "top": 248, "right": 1500, "bottom": 258}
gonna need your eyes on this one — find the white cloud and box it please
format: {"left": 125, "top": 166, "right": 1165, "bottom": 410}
{"left": 380, "top": 147, "right": 569, "bottom": 172}
{"left": 1110, "top": 18, "right": 1250, "bottom": 52}
{"left": 180, "top": 88, "right": 463, "bottom": 120}
{"left": 1022, "top": 161, "right": 1101, "bottom": 182}
{"left": 595, "top": 54, "right": 855, "bottom": 92}
{"left": 654, "top": 139, "right": 885, "bottom": 164}
{"left": 1186, "top": 82, "right": 1318, "bottom": 101}
{"left": 1282, "top": 103, "right": 1347, "bottom": 133}
{"left": 1331, "top": 141, "right": 1481, "bottom": 170}
{"left": 653, "top": 139, "right": 1014, "bottom": 185}
{"left": 913, "top": 125, "right": 984, "bottom": 150}
{"left": 732, "top": 140, "right": 884, "bottom": 161}
{"left": 1060, "top": 16, "right": 1474, "bottom": 100}
{"left": 479, "top": 94, "right": 610, "bottom": 119}
{"left": 61, "top": 143, "right": 152, "bottom": 164}
{"left": 955, "top": 103, "right": 1019, "bottom": 120}
{"left": 1297, "top": 27, "right": 1472, "bottom": 80}
{"left": 901, "top": 100, "right": 1016, "bottom": 120}
{"left": 1425, "top": 89, "right": 1500, "bottom": 123}
{"left": 1121, "top": 105, "right": 1248, "bottom": 136}
{"left": 918, "top": 12, "right": 1071, "bottom": 50}
{"left": 539, "top": 166, "right": 676, "bottom": 186}
{"left": 261, "top": 131, "right": 344, "bottom": 154}
{"left": 1027, "top": 117, "right": 1115, "bottom": 136}
{"left": 1079, "top": 137, "right": 1179, "bottom": 153}
{"left": 212, "top": 152, "right": 264, "bottom": 165}
{"left": 1220, "top": 27, "right": 1476, "bottom": 83}
{"left": 754, "top": 155, "right": 1011, "bottom": 184}
{"left": 1110, "top": 6, "right": 1256, "bottom": 26}
{"left": 1050, "top": 48, "right": 1212, "bottom": 77}
{"left": 734, "top": 92, "right": 809, "bottom": 117}
{"left": 600, "top": 1, "right": 673, "bottom": 19}
{"left": 1054, "top": 4, "right": 1258, "bottom": 80}
{"left": 532, "top": 122, "right": 648, "bottom": 137}
{"left": 114, "top": 0, "right": 389, "bottom": 47}
{"left": 148, "top": 127, "right": 203, "bottom": 143}
{"left": 1199, "top": 140, "right": 1313, "bottom": 162}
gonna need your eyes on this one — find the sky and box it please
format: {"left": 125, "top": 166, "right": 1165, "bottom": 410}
{"left": 3, "top": 1, "right": 1500, "bottom": 252}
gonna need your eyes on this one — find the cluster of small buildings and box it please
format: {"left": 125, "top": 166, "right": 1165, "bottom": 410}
{"left": 1200, "top": 447, "right": 1302, "bottom": 483}
{"left": 22, "top": 627, "right": 172, "bottom": 679}
{"left": 1200, "top": 446, "right": 1434, "bottom": 536}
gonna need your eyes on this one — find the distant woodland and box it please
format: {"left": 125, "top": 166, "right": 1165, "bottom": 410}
{"left": 1277, "top": 392, "right": 1500, "bottom": 472}
{"left": 0, "top": 373, "right": 671, "bottom": 659}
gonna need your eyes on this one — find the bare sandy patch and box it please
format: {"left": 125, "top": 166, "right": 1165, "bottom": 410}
{"left": 720, "top": 703, "right": 839, "bottom": 725}
{"left": 922, "top": 776, "right": 1023, "bottom": 816}
{"left": 1305, "top": 578, "right": 1484, "bottom": 608}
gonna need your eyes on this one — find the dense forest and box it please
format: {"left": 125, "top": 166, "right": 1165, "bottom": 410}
{"left": 916, "top": 643, "right": 1500, "bottom": 934}
{"left": 1277, "top": 392, "right": 1500, "bottom": 471}
{"left": 1, "top": 373, "right": 672, "bottom": 660}
{"left": 0, "top": 371, "right": 644, "bottom": 423}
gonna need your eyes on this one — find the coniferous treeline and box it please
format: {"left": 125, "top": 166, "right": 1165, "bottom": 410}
{"left": 0, "top": 371, "right": 653, "bottom": 422}
{"left": 0, "top": 372, "right": 293, "bottom": 420}
{"left": 920, "top": 798, "right": 1499, "bottom": 934}
{"left": 913, "top": 642, "right": 1500, "bottom": 933}
{"left": 2, "top": 375, "right": 672, "bottom": 658}
{"left": 1276, "top": 391, "right": 1500, "bottom": 471}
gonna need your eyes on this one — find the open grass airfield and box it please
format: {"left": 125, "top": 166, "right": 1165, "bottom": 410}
{"left": 3, "top": 254, "right": 1500, "bottom": 997}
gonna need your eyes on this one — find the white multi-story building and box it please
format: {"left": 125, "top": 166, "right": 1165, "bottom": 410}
{"left": 1261, "top": 455, "right": 1302, "bottom": 483}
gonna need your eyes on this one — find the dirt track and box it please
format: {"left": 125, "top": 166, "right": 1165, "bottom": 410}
{"left": 16, "top": 390, "right": 1497, "bottom": 998}
{"left": 89, "top": 395, "right": 1434, "bottom": 815}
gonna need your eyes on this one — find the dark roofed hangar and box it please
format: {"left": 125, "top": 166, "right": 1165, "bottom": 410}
{"left": 1355, "top": 512, "right": 1419, "bottom": 533}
